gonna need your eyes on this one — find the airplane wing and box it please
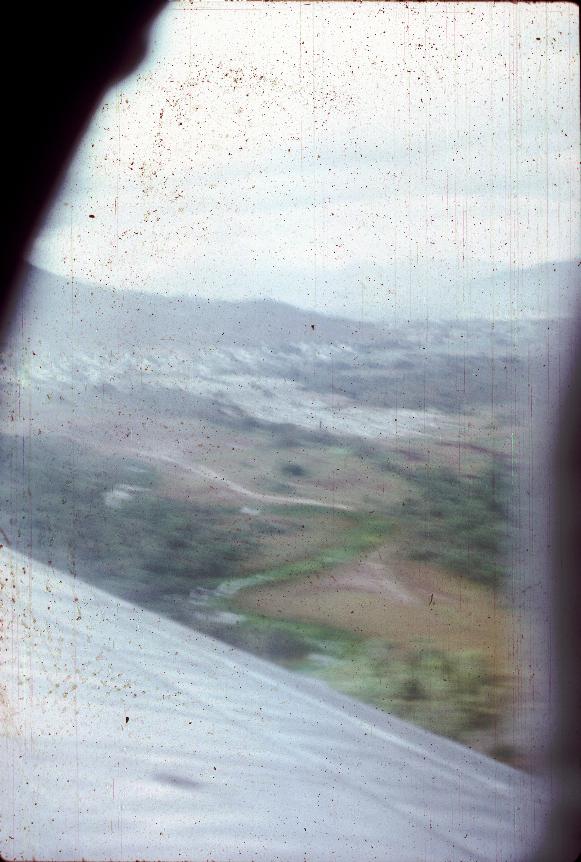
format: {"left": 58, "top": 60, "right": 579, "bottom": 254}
{"left": 0, "top": 550, "right": 547, "bottom": 861}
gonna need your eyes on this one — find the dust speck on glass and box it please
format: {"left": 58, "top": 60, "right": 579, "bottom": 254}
{"left": 1, "top": 3, "right": 579, "bottom": 861}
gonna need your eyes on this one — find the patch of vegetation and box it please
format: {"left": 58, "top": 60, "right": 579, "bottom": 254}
{"left": 202, "top": 615, "right": 321, "bottom": 662}
{"left": 382, "top": 460, "right": 510, "bottom": 587}
{"left": 317, "top": 638, "right": 504, "bottom": 743}
{"left": 207, "top": 607, "right": 358, "bottom": 665}
{"left": 0, "top": 433, "right": 252, "bottom": 604}
{"left": 221, "top": 510, "right": 390, "bottom": 595}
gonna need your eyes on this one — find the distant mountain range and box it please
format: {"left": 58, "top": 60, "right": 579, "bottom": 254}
{"left": 7, "top": 259, "right": 579, "bottom": 359}
{"left": 12, "top": 264, "right": 382, "bottom": 356}
{"left": 166, "top": 258, "right": 580, "bottom": 322}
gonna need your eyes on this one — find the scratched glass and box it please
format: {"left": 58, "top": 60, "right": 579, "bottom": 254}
{"left": 1, "top": 3, "right": 579, "bottom": 861}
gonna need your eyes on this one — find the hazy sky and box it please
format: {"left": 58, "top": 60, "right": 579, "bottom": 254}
{"left": 31, "top": 1, "right": 579, "bottom": 318}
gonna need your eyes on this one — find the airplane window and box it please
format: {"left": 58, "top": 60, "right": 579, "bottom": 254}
{"left": 1, "top": 2, "right": 579, "bottom": 860}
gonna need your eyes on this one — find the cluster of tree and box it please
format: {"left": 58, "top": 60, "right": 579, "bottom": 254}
{"left": 0, "top": 432, "right": 250, "bottom": 607}
{"left": 387, "top": 462, "right": 510, "bottom": 587}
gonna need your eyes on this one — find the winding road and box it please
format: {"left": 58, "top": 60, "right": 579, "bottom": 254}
{"left": 139, "top": 449, "right": 354, "bottom": 511}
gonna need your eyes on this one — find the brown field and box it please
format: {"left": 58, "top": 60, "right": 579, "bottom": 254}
{"left": 235, "top": 546, "right": 512, "bottom": 674}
